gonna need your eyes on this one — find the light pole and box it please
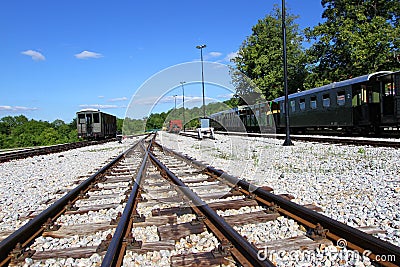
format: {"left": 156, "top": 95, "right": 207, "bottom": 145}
{"left": 180, "top": 81, "right": 186, "bottom": 131}
{"left": 173, "top": 94, "right": 177, "bottom": 111}
{"left": 196, "top": 44, "right": 206, "bottom": 118}
{"left": 282, "top": 0, "right": 293, "bottom": 146}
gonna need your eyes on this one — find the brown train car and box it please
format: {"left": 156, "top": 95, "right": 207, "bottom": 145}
{"left": 77, "top": 109, "right": 117, "bottom": 139}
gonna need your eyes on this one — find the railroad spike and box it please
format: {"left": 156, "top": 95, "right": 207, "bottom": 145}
{"left": 211, "top": 239, "right": 233, "bottom": 258}
{"left": 96, "top": 233, "right": 113, "bottom": 253}
{"left": 110, "top": 212, "right": 122, "bottom": 225}
{"left": 43, "top": 218, "right": 61, "bottom": 232}
{"left": 265, "top": 202, "right": 280, "bottom": 214}
{"left": 132, "top": 213, "right": 146, "bottom": 223}
{"left": 124, "top": 233, "right": 142, "bottom": 249}
{"left": 9, "top": 243, "right": 35, "bottom": 264}
{"left": 190, "top": 215, "right": 206, "bottom": 225}
{"left": 306, "top": 223, "right": 329, "bottom": 241}
{"left": 65, "top": 200, "right": 78, "bottom": 211}
{"left": 78, "top": 190, "right": 89, "bottom": 199}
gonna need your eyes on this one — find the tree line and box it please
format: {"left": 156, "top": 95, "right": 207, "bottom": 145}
{"left": 122, "top": 100, "right": 237, "bottom": 134}
{"left": 0, "top": 115, "right": 79, "bottom": 149}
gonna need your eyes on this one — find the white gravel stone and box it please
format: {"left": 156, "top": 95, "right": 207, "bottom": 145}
{"left": 0, "top": 138, "right": 138, "bottom": 232}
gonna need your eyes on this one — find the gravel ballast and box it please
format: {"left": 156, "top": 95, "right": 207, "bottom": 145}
{"left": 0, "top": 139, "right": 138, "bottom": 233}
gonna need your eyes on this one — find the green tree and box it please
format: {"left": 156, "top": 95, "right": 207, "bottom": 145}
{"left": 305, "top": 0, "right": 400, "bottom": 87}
{"left": 39, "top": 128, "right": 59, "bottom": 145}
{"left": 232, "top": 5, "right": 307, "bottom": 100}
{"left": 223, "top": 97, "right": 239, "bottom": 108}
{"left": 117, "top": 118, "right": 124, "bottom": 132}
{"left": 0, "top": 116, "right": 84, "bottom": 149}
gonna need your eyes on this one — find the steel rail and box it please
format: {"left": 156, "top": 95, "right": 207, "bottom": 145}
{"left": 148, "top": 143, "right": 274, "bottom": 267}
{"left": 0, "top": 139, "right": 143, "bottom": 266}
{"left": 155, "top": 141, "right": 400, "bottom": 266}
{"left": 100, "top": 141, "right": 149, "bottom": 267}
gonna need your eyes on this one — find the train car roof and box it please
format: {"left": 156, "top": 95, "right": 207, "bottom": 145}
{"left": 274, "top": 71, "right": 393, "bottom": 102}
{"left": 77, "top": 108, "right": 101, "bottom": 112}
{"left": 209, "top": 107, "right": 238, "bottom": 117}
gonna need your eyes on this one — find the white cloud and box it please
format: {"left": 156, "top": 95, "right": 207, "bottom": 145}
{"left": 98, "top": 95, "right": 105, "bottom": 99}
{"left": 75, "top": 50, "right": 103, "bottom": 59}
{"left": 204, "top": 51, "right": 222, "bottom": 60}
{"left": 79, "top": 104, "right": 123, "bottom": 109}
{"left": 225, "top": 51, "right": 238, "bottom": 62}
{"left": 21, "top": 50, "right": 45, "bottom": 61}
{"left": 217, "top": 93, "right": 234, "bottom": 99}
{"left": 208, "top": 52, "right": 222, "bottom": 58}
{"left": 108, "top": 97, "right": 128, "bottom": 102}
{"left": 0, "top": 105, "right": 38, "bottom": 111}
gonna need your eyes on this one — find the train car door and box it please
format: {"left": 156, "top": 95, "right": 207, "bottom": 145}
{"left": 77, "top": 113, "right": 86, "bottom": 136}
{"left": 86, "top": 113, "right": 93, "bottom": 136}
{"left": 395, "top": 73, "right": 400, "bottom": 120}
{"left": 380, "top": 73, "right": 397, "bottom": 124}
{"left": 352, "top": 84, "right": 380, "bottom": 127}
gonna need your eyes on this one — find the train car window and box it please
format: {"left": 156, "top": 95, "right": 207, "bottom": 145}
{"left": 299, "top": 98, "right": 305, "bottom": 110}
{"left": 384, "top": 83, "right": 394, "bottom": 96}
{"left": 93, "top": 113, "right": 100, "bottom": 123}
{"left": 310, "top": 96, "right": 317, "bottom": 109}
{"left": 370, "top": 86, "right": 379, "bottom": 103}
{"left": 78, "top": 114, "right": 85, "bottom": 124}
{"left": 281, "top": 102, "right": 285, "bottom": 114}
{"left": 290, "top": 100, "right": 295, "bottom": 112}
{"left": 323, "top": 94, "right": 330, "bottom": 107}
{"left": 360, "top": 86, "right": 368, "bottom": 104}
{"left": 337, "top": 91, "right": 345, "bottom": 105}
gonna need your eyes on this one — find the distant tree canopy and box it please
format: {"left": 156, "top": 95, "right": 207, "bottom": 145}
{"left": 304, "top": 0, "right": 400, "bottom": 87}
{"left": 232, "top": 5, "right": 307, "bottom": 102}
{"left": 121, "top": 100, "right": 237, "bottom": 134}
{"left": 0, "top": 115, "right": 79, "bottom": 149}
{"left": 143, "top": 101, "right": 233, "bottom": 132}
{"left": 232, "top": 1, "right": 400, "bottom": 100}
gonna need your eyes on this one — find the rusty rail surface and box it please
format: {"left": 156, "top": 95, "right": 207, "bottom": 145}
{"left": 155, "top": 141, "right": 400, "bottom": 267}
{"left": 100, "top": 141, "right": 149, "bottom": 267}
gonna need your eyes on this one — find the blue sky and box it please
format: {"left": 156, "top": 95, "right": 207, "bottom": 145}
{"left": 0, "top": 0, "right": 324, "bottom": 122}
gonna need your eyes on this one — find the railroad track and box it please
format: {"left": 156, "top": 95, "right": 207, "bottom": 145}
{"left": 0, "top": 139, "right": 116, "bottom": 163}
{"left": 1, "top": 133, "right": 399, "bottom": 266}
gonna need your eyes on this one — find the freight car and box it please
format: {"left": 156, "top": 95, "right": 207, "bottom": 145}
{"left": 167, "top": 120, "right": 182, "bottom": 133}
{"left": 76, "top": 109, "right": 117, "bottom": 139}
{"left": 210, "top": 70, "right": 400, "bottom": 135}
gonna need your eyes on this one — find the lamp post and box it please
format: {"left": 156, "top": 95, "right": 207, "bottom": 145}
{"left": 282, "top": 0, "right": 293, "bottom": 146}
{"left": 173, "top": 94, "right": 177, "bottom": 111}
{"left": 196, "top": 44, "right": 206, "bottom": 118}
{"left": 180, "top": 81, "right": 186, "bottom": 132}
